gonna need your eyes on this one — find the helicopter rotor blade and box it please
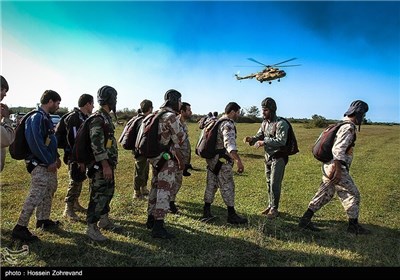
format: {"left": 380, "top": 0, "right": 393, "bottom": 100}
{"left": 247, "top": 58, "right": 269, "bottom": 67}
{"left": 272, "top": 58, "right": 297, "bottom": 66}
{"left": 276, "top": 64, "right": 301, "bottom": 67}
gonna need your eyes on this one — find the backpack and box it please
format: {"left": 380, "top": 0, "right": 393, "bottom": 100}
{"left": 275, "top": 118, "right": 299, "bottom": 156}
{"left": 9, "top": 110, "right": 41, "bottom": 160}
{"left": 71, "top": 114, "right": 108, "bottom": 164}
{"left": 312, "top": 122, "right": 355, "bottom": 163}
{"left": 195, "top": 118, "right": 234, "bottom": 159}
{"left": 135, "top": 110, "right": 168, "bottom": 158}
{"left": 54, "top": 111, "right": 74, "bottom": 149}
{"left": 118, "top": 115, "right": 144, "bottom": 150}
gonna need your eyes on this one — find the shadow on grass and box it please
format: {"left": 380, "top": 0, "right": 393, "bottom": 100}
{"left": 1, "top": 203, "right": 398, "bottom": 267}
{"left": 253, "top": 210, "right": 400, "bottom": 266}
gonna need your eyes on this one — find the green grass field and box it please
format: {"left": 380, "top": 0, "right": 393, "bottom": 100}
{"left": 1, "top": 123, "right": 399, "bottom": 267}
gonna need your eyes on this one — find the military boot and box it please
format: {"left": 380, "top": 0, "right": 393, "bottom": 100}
{"left": 169, "top": 201, "right": 179, "bottom": 214}
{"left": 73, "top": 199, "right": 87, "bottom": 213}
{"left": 151, "top": 220, "right": 175, "bottom": 239}
{"left": 227, "top": 212, "right": 248, "bottom": 225}
{"left": 98, "top": 213, "right": 122, "bottom": 231}
{"left": 298, "top": 217, "right": 320, "bottom": 231}
{"left": 200, "top": 204, "right": 215, "bottom": 222}
{"left": 347, "top": 218, "right": 371, "bottom": 235}
{"left": 63, "top": 202, "right": 79, "bottom": 221}
{"left": 12, "top": 225, "right": 39, "bottom": 242}
{"left": 146, "top": 215, "right": 155, "bottom": 229}
{"left": 86, "top": 223, "right": 107, "bottom": 241}
{"left": 298, "top": 209, "right": 320, "bottom": 231}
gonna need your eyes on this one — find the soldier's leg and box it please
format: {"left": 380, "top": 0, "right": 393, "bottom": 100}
{"left": 204, "top": 158, "right": 219, "bottom": 204}
{"left": 264, "top": 156, "right": 272, "bottom": 206}
{"left": 17, "top": 166, "right": 52, "bottom": 227}
{"left": 336, "top": 172, "right": 360, "bottom": 219}
{"left": 134, "top": 156, "right": 149, "bottom": 198}
{"left": 147, "top": 165, "right": 158, "bottom": 216}
{"left": 268, "top": 157, "right": 286, "bottom": 211}
{"left": 35, "top": 169, "right": 57, "bottom": 221}
{"left": 218, "top": 163, "right": 248, "bottom": 224}
{"left": 86, "top": 169, "right": 114, "bottom": 224}
{"left": 218, "top": 163, "right": 235, "bottom": 207}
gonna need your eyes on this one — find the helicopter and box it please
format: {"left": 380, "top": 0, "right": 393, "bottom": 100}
{"left": 235, "top": 58, "right": 300, "bottom": 84}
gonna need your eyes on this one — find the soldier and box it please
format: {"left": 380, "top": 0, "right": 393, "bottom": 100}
{"left": 133, "top": 99, "right": 153, "bottom": 199}
{"left": 299, "top": 100, "right": 371, "bottom": 235}
{"left": 11, "top": 90, "right": 62, "bottom": 241}
{"left": 201, "top": 102, "right": 248, "bottom": 225}
{"left": 85, "top": 85, "right": 121, "bottom": 241}
{"left": 170, "top": 101, "right": 192, "bottom": 214}
{"left": 243, "top": 97, "right": 290, "bottom": 219}
{"left": 0, "top": 75, "right": 15, "bottom": 172}
{"left": 62, "top": 94, "right": 94, "bottom": 220}
{"left": 145, "top": 89, "right": 185, "bottom": 239}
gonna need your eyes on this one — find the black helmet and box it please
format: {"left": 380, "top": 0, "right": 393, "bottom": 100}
{"left": 161, "top": 89, "right": 181, "bottom": 112}
{"left": 97, "top": 85, "right": 117, "bottom": 112}
{"left": 344, "top": 100, "right": 369, "bottom": 129}
{"left": 261, "top": 97, "right": 277, "bottom": 112}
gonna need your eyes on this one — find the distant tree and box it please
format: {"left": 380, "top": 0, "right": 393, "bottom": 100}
{"left": 245, "top": 106, "right": 260, "bottom": 119}
{"left": 310, "top": 114, "right": 328, "bottom": 128}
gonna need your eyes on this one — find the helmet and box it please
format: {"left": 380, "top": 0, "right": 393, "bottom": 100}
{"left": 161, "top": 89, "right": 181, "bottom": 112}
{"left": 344, "top": 100, "right": 369, "bottom": 129}
{"left": 97, "top": 85, "right": 117, "bottom": 112}
{"left": 261, "top": 97, "right": 277, "bottom": 112}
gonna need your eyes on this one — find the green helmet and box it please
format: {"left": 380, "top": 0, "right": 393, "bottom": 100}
{"left": 97, "top": 85, "right": 117, "bottom": 112}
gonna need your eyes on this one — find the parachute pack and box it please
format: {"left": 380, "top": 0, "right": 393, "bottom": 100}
{"left": 71, "top": 113, "right": 108, "bottom": 164}
{"left": 195, "top": 118, "right": 233, "bottom": 159}
{"left": 9, "top": 110, "right": 41, "bottom": 160}
{"left": 54, "top": 111, "right": 74, "bottom": 149}
{"left": 118, "top": 115, "right": 144, "bottom": 151}
{"left": 135, "top": 110, "right": 168, "bottom": 158}
{"left": 312, "top": 121, "right": 355, "bottom": 163}
{"left": 271, "top": 118, "right": 299, "bottom": 157}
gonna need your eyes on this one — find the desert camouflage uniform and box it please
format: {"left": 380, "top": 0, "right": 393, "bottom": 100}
{"left": 86, "top": 108, "right": 118, "bottom": 224}
{"left": 308, "top": 121, "right": 360, "bottom": 219}
{"left": 17, "top": 108, "right": 58, "bottom": 226}
{"left": 147, "top": 107, "right": 185, "bottom": 220}
{"left": 204, "top": 118, "right": 237, "bottom": 207}
{"left": 248, "top": 116, "right": 289, "bottom": 210}
{"left": 171, "top": 115, "right": 191, "bottom": 201}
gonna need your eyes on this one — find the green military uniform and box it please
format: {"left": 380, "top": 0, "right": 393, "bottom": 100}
{"left": 86, "top": 108, "right": 118, "bottom": 224}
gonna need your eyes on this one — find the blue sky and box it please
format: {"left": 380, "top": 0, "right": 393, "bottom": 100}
{"left": 2, "top": 1, "right": 399, "bottom": 123}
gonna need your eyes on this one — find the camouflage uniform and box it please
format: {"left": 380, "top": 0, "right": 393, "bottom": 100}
{"left": 86, "top": 108, "right": 118, "bottom": 224}
{"left": 307, "top": 121, "right": 360, "bottom": 219}
{"left": 248, "top": 116, "right": 289, "bottom": 210}
{"left": 204, "top": 118, "right": 237, "bottom": 207}
{"left": 171, "top": 115, "right": 191, "bottom": 201}
{"left": 17, "top": 108, "right": 59, "bottom": 226}
{"left": 147, "top": 107, "right": 185, "bottom": 220}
